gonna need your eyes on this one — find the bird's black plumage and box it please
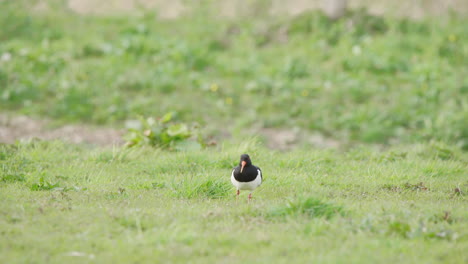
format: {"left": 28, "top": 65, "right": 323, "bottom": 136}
{"left": 232, "top": 154, "right": 262, "bottom": 182}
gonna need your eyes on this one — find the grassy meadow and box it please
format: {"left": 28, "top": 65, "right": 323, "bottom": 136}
{"left": 1, "top": 0, "right": 468, "bottom": 263}
{"left": 1, "top": 140, "right": 467, "bottom": 263}
{"left": 1, "top": 1, "right": 467, "bottom": 147}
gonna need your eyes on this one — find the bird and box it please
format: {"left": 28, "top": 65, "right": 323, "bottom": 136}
{"left": 231, "top": 154, "right": 262, "bottom": 202}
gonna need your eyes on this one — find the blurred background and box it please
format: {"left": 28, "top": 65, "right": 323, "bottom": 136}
{"left": 1, "top": 0, "right": 467, "bottom": 150}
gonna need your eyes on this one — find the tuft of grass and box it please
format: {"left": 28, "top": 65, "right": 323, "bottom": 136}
{"left": 173, "top": 178, "right": 231, "bottom": 199}
{"left": 387, "top": 221, "right": 412, "bottom": 237}
{"left": 1, "top": 173, "right": 26, "bottom": 183}
{"left": 268, "top": 197, "right": 345, "bottom": 219}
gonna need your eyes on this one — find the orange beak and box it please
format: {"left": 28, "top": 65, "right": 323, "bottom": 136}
{"left": 241, "top": 161, "right": 246, "bottom": 173}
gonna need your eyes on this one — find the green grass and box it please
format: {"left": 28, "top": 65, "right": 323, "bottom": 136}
{"left": 1, "top": 1, "right": 467, "bottom": 262}
{"left": 1, "top": 140, "right": 467, "bottom": 263}
{"left": 1, "top": 1, "right": 467, "bottom": 148}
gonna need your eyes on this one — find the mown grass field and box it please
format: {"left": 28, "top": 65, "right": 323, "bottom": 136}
{"left": 1, "top": 0, "right": 468, "bottom": 263}
{"left": 1, "top": 140, "right": 467, "bottom": 263}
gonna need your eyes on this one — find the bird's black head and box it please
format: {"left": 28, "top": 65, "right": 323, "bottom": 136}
{"left": 239, "top": 154, "right": 252, "bottom": 173}
{"left": 240, "top": 154, "right": 252, "bottom": 164}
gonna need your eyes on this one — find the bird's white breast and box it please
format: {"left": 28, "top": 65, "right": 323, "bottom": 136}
{"left": 231, "top": 169, "right": 262, "bottom": 191}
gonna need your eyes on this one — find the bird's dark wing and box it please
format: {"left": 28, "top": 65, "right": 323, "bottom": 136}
{"left": 232, "top": 166, "right": 240, "bottom": 177}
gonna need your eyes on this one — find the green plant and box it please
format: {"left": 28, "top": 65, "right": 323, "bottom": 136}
{"left": 124, "top": 113, "right": 205, "bottom": 151}
{"left": 30, "top": 177, "right": 60, "bottom": 191}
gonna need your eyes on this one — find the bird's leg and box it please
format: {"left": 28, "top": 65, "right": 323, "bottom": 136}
{"left": 236, "top": 189, "right": 240, "bottom": 202}
{"left": 248, "top": 193, "right": 252, "bottom": 203}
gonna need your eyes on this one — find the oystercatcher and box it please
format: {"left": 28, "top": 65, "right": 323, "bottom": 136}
{"left": 231, "top": 154, "right": 262, "bottom": 202}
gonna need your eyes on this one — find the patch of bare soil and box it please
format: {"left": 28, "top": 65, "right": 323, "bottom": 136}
{"left": 0, "top": 114, "right": 124, "bottom": 146}
{"left": 0, "top": 114, "right": 341, "bottom": 150}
